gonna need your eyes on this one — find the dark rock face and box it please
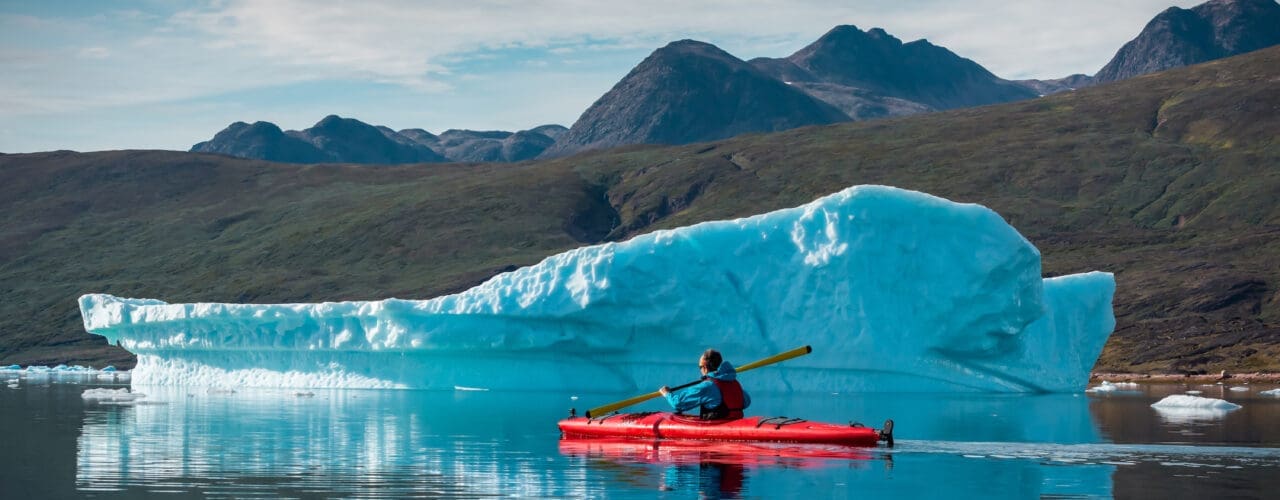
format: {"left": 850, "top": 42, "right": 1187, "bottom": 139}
{"left": 295, "top": 115, "right": 445, "bottom": 164}
{"left": 415, "top": 126, "right": 565, "bottom": 162}
{"left": 434, "top": 130, "right": 508, "bottom": 162}
{"left": 501, "top": 130, "right": 558, "bottom": 162}
{"left": 754, "top": 25, "right": 1039, "bottom": 116}
{"left": 542, "top": 40, "right": 850, "bottom": 158}
{"left": 783, "top": 81, "right": 934, "bottom": 119}
{"left": 396, "top": 128, "right": 439, "bottom": 148}
{"left": 1016, "top": 74, "right": 1097, "bottom": 96}
{"left": 528, "top": 124, "right": 568, "bottom": 141}
{"left": 1095, "top": 0, "right": 1280, "bottom": 83}
{"left": 191, "top": 121, "right": 328, "bottom": 163}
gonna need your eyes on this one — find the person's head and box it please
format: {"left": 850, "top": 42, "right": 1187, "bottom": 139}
{"left": 700, "top": 349, "right": 722, "bottom": 375}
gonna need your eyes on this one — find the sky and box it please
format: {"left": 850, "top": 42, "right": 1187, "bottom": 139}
{"left": 0, "top": 0, "right": 1203, "bottom": 154}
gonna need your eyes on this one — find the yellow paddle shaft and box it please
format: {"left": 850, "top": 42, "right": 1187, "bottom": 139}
{"left": 584, "top": 345, "right": 812, "bottom": 418}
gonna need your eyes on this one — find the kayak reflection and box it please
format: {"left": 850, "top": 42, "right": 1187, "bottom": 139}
{"left": 559, "top": 437, "right": 876, "bottom": 465}
{"left": 560, "top": 438, "right": 879, "bottom": 498}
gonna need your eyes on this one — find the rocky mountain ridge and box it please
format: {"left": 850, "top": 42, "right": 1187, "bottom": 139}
{"left": 192, "top": 116, "right": 566, "bottom": 164}
{"left": 751, "top": 26, "right": 1039, "bottom": 115}
{"left": 1019, "top": 0, "right": 1278, "bottom": 93}
{"left": 189, "top": 0, "right": 1279, "bottom": 162}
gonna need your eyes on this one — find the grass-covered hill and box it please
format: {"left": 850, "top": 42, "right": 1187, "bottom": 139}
{"left": 2, "top": 47, "right": 1277, "bottom": 374}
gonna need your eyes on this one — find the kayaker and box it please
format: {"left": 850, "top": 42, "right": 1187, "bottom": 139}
{"left": 658, "top": 349, "right": 751, "bottom": 420}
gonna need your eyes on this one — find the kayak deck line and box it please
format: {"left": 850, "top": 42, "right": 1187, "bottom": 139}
{"left": 754, "top": 416, "right": 807, "bottom": 429}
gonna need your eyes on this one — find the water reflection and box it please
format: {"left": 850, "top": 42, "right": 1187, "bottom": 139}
{"left": 1151, "top": 406, "right": 1236, "bottom": 424}
{"left": 50, "top": 382, "right": 1280, "bottom": 498}
{"left": 1086, "top": 383, "right": 1280, "bottom": 444}
{"left": 560, "top": 438, "right": 879, "bottom": 499}
{"left": 76, "top": 388, "right": 585, "bottom": 498}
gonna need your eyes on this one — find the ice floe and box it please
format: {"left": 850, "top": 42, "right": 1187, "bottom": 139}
{"left": 82, "top": 388, "right": 146, "bottom": 402}
{"left": 1151, "top": 395, "right": 1242, "bottom": 423}
{"left": 1086, "top": 381, "right": 1140, "bottom": 393}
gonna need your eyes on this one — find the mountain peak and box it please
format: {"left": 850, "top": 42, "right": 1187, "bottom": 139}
{"left": 772, "top": 25, "right": 1034, "bottom": 111}
{"left": 541, "top": 38, "right": 847, "bottom": 157}
{"left": 312, "top": 114, "right": 362, "bottom": 131}
{"left": 661, "top": 39, "right": 715, "bottom": 50}
{"left": 247, "top": 121, "right": 284, "bottom": 133}
{"left": 809, "top": 24, "right": 904, "bottom": 49}
{"left": 866, "top": 27, "right": 895, "bottom": 40}
{"left": 190, "top": 120, "right": 328, "bottom": 163}
{"left": 650, "top": 39, "right": 741, "bottom": 64}
{"left": 1095, "top": 0, "right": 1279, "bottom": 82}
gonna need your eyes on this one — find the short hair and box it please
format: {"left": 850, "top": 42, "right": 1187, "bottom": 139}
{"left": 701, "top": 349, "right": 722, "bottom": 371}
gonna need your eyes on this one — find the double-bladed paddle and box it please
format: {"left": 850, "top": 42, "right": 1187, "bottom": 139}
{"left": 583, "top": 345, "right": 812, "bottom": 418}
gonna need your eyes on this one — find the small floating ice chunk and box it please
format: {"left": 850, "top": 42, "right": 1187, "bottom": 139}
{"left": 1086, "top": 381, "right": 1140, "bottom": 393}
{"left": 1261, "top": 389, "right": 1280, "bottom": 397}
{"left": 1, "top": 364, "right": 19, "bottom": 371}
{"left": 101, "top": 366, "right": 117, "bottom": 372}
{"left": 1185, "top": 390, "right": 1203, "bottom": 395}
{"left": 81, "top": 388, "right": 146, "bottom": 401}
{"left": 1152, "top": 395, "right": 1241, "bottom": 410}
{"left": 101, "top": 400, "right": 167, "bottom": 406}
{"left": 1229, "top": 386, "right": 1249, "bottom": 392}
{"left": 1151, "top": 395, "right": 1241, "bottom": 423}
{"left": 1087, "top": 382, "right": 1118, "bottom": 392}
{"left": 294, "top": 391, "right": 315, "bottom": 398}
{"left": 454, "top": 386, "right": 489, "bottom": 392}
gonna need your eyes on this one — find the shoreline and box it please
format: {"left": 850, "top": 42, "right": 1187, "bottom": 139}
{"left": 1091, "top": 372, "right": 1280, "bottom": 384}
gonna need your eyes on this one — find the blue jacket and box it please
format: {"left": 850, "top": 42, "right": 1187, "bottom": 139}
{"left": 663, "top": 361, "right": 751, "bottom": 414}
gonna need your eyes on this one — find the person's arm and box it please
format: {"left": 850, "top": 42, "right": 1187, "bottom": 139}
{"left": 741, "top": 389, "right": 751, "bottom": 409}
{"left": 662, "top": 380, "right": 717, "bottom": 413}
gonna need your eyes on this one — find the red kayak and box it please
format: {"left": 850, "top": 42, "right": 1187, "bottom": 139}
{"left": 558, "top": 411, "right": 893, "bottom": 447}
{"left": 559, "top": 437, "right": 876, "bottom": 466}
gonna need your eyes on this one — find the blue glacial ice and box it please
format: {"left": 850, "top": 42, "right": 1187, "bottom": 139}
{"left": 79, "top": 185, "right": 1115, "bottom": 392}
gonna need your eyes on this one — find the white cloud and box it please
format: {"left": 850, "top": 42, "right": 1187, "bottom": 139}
{"left": 166, "top": 0, "right": 1202, "bottom": 83}
{"left": 78, "top": 47, "right": 111, "bottom": 59}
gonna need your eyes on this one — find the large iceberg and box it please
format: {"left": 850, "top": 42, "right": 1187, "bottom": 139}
{"left": 79, "top": 185, "right": 1115, "bottom": 392}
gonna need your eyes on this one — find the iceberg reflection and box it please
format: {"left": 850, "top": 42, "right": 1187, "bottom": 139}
{"left": 73, "top": 386, "right": 1116, "bottom": 498}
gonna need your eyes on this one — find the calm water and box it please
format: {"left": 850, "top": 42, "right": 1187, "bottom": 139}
{"left": 2, "top": 372, "right": 1279, "bottom": 499}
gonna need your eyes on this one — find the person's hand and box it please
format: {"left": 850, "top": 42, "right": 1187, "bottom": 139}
{"left": 659, "top": 385, "right": 670, "bottom": 396}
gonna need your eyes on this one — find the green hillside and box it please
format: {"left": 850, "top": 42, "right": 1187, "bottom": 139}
{"left": 2, "top": 47, "right": 1277, "bottom": 374}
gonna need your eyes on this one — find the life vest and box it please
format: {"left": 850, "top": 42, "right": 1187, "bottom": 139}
{"left": 700, "top": 378, "right": 745, "bottom": 420}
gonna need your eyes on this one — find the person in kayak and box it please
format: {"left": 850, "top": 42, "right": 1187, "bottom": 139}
{"left": 659, "top": 349, "right": 751, "bottom": 420}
